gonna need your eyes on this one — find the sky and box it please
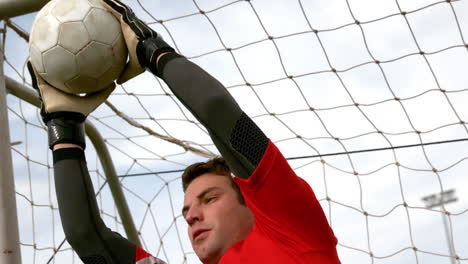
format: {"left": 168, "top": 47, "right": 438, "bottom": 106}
{"left": 3, "top": 0, "right": 468, "bottom": 263}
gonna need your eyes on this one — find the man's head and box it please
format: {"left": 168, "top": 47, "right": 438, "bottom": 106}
{"left": 182, "top": 158, "right": 254, "bottom": 264}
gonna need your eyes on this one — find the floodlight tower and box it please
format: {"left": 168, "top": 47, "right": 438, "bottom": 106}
{"left": 421, "top": 189, "right": 458, "bottom": 264}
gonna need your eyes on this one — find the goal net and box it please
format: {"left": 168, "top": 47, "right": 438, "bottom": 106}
{"left": 3, "top": 0, "right": 468, "bottom": 263}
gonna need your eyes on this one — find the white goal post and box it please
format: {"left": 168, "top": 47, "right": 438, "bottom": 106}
{"left": 1, "top": 2, "right": 52, "bottom": 263}
{"left": 0, "top": 0, "right": 48, "bottom": 20}
{"left": 0, "top": 34, "right": 21, "bottom": 264}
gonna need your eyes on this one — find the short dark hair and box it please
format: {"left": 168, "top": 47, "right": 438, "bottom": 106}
{"left": 182, "top": 157, "right": 246, "bottom": 205}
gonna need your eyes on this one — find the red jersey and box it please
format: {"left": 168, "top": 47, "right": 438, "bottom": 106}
{"left": 135, "top": 245, "right": 166, "bottom": 264}
{"left": 221, "top": 141, "right": 340, "bottom": 263}
{"left": 139, "top": 141, "right": 339, "bottom": 263}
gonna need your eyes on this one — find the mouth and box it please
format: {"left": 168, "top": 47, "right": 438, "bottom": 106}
{"left": 193, "top": 229, "right": 210, "bottom": 242}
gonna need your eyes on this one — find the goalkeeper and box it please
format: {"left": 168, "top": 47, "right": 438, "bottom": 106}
{"left": 30, "top": 0, "right": 341, "bottom": 263}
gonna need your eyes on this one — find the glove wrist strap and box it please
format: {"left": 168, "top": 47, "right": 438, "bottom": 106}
{"left": 47, "top": 117, "right": 86, "bottom": 150}
{"left": 137, "top": 36, "right": 175, "bottom": 77}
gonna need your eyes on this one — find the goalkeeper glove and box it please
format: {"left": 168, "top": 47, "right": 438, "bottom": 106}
{"left": 27, "top": 62, "right": 114, "bottom": 150}
{"left": 99, "top": 0, "right": 175, "bottom": 83}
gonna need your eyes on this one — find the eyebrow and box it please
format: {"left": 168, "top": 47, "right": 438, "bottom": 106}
{"left": 182, "top": 187, "right": 222, "bottom": 217}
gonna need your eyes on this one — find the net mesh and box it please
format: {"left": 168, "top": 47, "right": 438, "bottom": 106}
{"left": 3, "top": 0, "right": 468, "bottom": 263}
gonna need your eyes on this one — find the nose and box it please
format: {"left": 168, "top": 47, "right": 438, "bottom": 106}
{"left": 185, "top": 204, "right": 203, "bottom": 226}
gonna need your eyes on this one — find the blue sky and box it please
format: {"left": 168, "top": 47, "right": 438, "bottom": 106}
{"left": 4, "top": 0, "right": 468, "bottom": 263}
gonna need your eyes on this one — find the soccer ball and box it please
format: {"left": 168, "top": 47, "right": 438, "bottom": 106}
{"left": 29, "top": 0, "right": 127, "bottom": 94}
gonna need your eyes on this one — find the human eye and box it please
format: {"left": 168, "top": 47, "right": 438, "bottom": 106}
{"left": 204, "top": 196, "right": 217, "bottom": 204}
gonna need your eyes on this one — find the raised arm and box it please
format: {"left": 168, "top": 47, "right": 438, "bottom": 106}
{"left": 53, "top": 146, "right": 137, "bottom": 264}
{"left": 27, "top": 63, "right": 164, "bottom": 264}
{"left": 101, "top": 0, "right": 268, "bottom": 179}
{"left": 157, "top": 55, "right": 269, "bottom": 179}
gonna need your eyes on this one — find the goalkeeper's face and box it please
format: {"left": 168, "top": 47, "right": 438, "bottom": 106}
{"left": 183, "top": 173, "right": 254, "bottom": 263}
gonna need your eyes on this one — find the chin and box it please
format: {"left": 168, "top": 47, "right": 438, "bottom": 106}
{"left": 196, "top": 251, "right": 215, "bottom": 264}
{"left": 195, "top": 241, "right": 223, "bottom": 264}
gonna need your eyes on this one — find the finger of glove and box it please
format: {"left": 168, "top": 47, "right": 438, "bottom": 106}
{"left": 27, "top": 61, "right": 50, "bottom": 92}
{"left": 41, "top": 83, "right": 116, "bottom": 116}
{"left": 117, "top": 17, "right": 162, "bottom": 84}
{"left": 117, "top": 61, "right": 145, "bottom": 84}
{"left": 100, "top": 0, "right": 156, "bottom": 39}
{"left": 116, "top": 22, "right": 145, "bottom": 84}
{"left": 116, "top": 35, "right": 144, "bottom": 85}
{"left": 99, "top": 0, "right": 127, "bottom": 21}
{"left": 27, "top": 61, "right": 39, "bottom": 90}
{"left": 100, "top": 1, "right": 147, "bottom": 83}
